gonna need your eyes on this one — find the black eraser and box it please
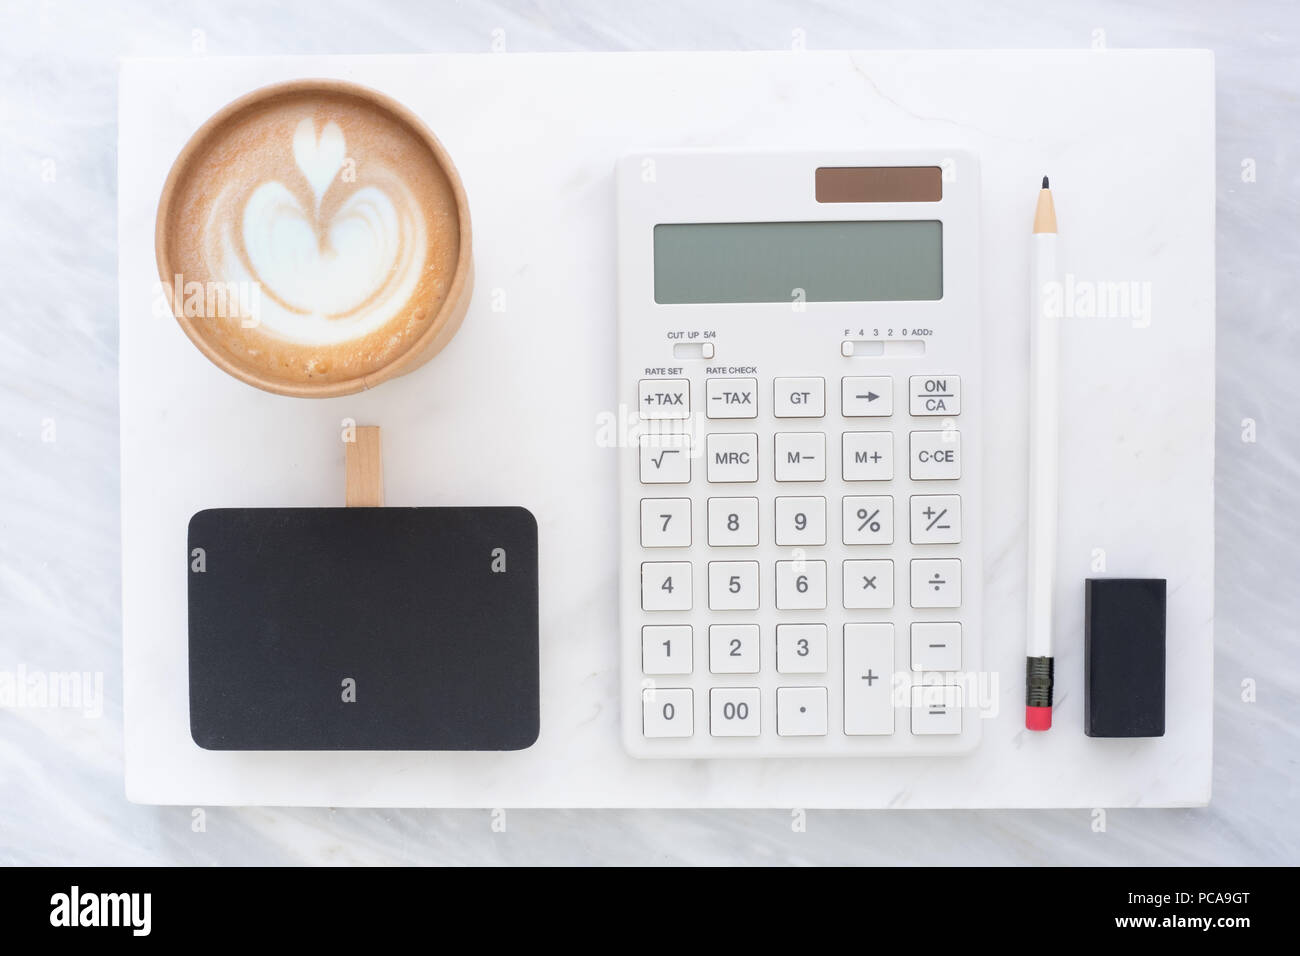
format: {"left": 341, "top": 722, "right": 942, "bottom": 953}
{"left": 1084, "top": 578, "right": 1166, "bottom": 738}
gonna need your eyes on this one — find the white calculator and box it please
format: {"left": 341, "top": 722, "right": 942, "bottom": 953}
{"left": 616, "top": 149, "right": 983, "bottom": 757}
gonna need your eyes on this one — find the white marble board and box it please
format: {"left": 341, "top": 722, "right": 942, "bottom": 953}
{"left": 118, "top": 50, "right": 1215, "bottom": 807}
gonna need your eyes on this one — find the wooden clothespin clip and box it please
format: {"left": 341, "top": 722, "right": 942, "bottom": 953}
{"left": 345, "top": 425, "right": 384, "bottom": 507}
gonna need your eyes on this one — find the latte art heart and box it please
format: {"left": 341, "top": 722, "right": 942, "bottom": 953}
{"left": 162, "top": 89, "right": 462, "bottom": 386}
{"left": 238, "top": 181, "right": 413, "bottom": 327}
{"left": 211, "top": 119, "right": 427, "bottom": 347}
{"left": 292, "top": 118, "right": 347, "bottom": 208}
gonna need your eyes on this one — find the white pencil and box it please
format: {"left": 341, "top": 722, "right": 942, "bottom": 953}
{"left": 1026, "top": 176, "right": 1058, "bottom": 732}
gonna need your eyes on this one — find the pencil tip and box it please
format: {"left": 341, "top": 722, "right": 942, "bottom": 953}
{"left": 1041, "top": 175, "right": 1050, "bottom": 189}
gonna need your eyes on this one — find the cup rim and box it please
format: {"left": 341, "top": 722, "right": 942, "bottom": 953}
{"left": 154, "top": 78, "right": 474, "bottom": 398}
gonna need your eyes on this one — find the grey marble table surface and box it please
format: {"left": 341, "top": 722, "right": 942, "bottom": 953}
{"left": 1, "top": 0, "right": 1297, "bottom": 865}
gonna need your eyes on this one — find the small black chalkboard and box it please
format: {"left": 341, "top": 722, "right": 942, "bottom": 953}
{"left": 187, "top": 507, "right": 539, "bottom": 751}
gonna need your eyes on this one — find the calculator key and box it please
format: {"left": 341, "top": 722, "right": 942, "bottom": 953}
{"left": 911, "top": 684, "right": 963, "bottom": 734}
{"left": 706, "top": 433, "right": 759, "bottom": 482}
{"left": 638, "top": 378, "right": 690, "bottom": 419}
{"left": 643, "top": 687, "right": 693, "bottom": 737}
{"left": 777, "top": 624, "right": 828, "bottom": 674}
{"left": 842, "top": 495, "right": 894, "bottom": 545}
{"left": 911, "top": 558, "right": 962, "bottom": 608}
{"left": 909, "top": 375, "right": 961, "bottom": 416}
{"left": 774, "top": 432, "right": 826, "bottom": 481}
{"left": 843, "top": 559, "right": 894, "bottom": 609}
{"left": 640, "top": 498, "right": 691, "bottom": 548}
{"left": 777, "top": 686, "right": 828, "bottom": 737}
{"left": 842, "top": 432, "right": 893, "bottom": 480}
{"left": 774, "top": 496, "right": 827, "bottom": 546}
{"left": 910, "top": 622, "right": 962, "bottom": 672}
{"left": 841, "top": 376, "right": 893, "bottom": 417}
{"left": 844, "top": 623, "right": 894, "bottom": 735}
{"left": 706, "top": 377, "right": 758, "bottom": 419}
{"left": 708, "top": 560, "right": 760, "bottom": 610}
{"left": 707, "top": 497, "right": 759, "bottom": 546}
{"left": 775, "top": 560, "right": 827, "bottom": 610}
{"left": 641, "top": 561, "right": 692, "bottom": 611}
{"left": 639, "top": 433, "right": 691, "bottom": 484}
{"left": 909, "top": 430, "right": 961, "bottom": 480}
{"left": 642, "top": 625, "right": 693, "bottom": 675}
{"left": 710, "top": 687, "right": 761, "bottom": 737}
{"left": 709, "top": 624, "right": 760, "bottom": 674}
{"left": 909, "top": 495, "right": 961, "bottom": 544}
{"left": 774, "top": 377, "right": 825, "bottom": 418}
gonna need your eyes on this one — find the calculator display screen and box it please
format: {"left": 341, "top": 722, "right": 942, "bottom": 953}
{"left": 653, "top": 220, "right": 942, "bottom": 304}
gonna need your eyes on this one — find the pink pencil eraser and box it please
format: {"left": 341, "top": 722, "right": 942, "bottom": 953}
{"left": 1025, "top": 706, "right": 1053, "bottom": 731}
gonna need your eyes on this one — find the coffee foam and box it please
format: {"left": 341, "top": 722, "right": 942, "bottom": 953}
{"left": 162, "top": 91, "right": 461, "bottom": 385}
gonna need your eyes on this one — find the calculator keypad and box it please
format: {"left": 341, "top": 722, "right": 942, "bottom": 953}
{"left": 643, "top": 688, "right": 693, "bottom": 737}
{"left": 773, "top": 377, "right": 825, "bottom": 417}
{"left": 843, "top": 559, "right": 895, "bottom": 609}
{"left": 642, "top": 625, "right": 693, "bottom": 675}
{"left": 630, "top": 373, "right": 973, "bottom": 754}
{"left": 910, "top": 558, "right": 962, "bottom": 608}
{"left": 641, "top": 561, "right": 692, "bottom": 611}
{"left": 843, "top": 623, "right": 895, "bottom": 735}
{"left": 777, "top": 686, "right": 828, "bottom": 736}
{"left": 843, "top": 495, "right": 894, "bottom": 545}
{"left": 774, "top": 497, "right": 827, "bottom": 546}
{"left": 706, "top": 377, "right": 758, "bottom": 418}
{"left": 708, "top": 561, "right": 760, "bottom": 610}
{"left": 707, "top": 497, "right": 760, "bottom": 546}
{"left": 709, "top": 624, "right": 760, "bottom": 674}
{"left": 776, "top": 624, "right": 828, "bottom": 674}
{"left": 842, "top": 432, "right": 894, "bottom": 481}
{"left": 910, "top": 622, "right": 961, "bottom": 672}
{"left": 640, "top": 498, "right": 691, "bottom": 548}
{"left": 909, "top": 375, "right": 961, "bottom": 416}
{"left": 909, "top": 495, "right": 960, "bottom": 545}
{"left": 638, "top": 378, "right": 691, "bottom": 419}
{"left": 775, "top": 560, "right": 827, "bottom": 610}
{"left": 710, "top": 687, "right": 761, "bottom": 736}
{"left": 639, "top": 434, "right": 691, "bottom": 483}
{"left": 909, "top": 430, "right": 961, "bottom": 480}
{"left": 706, "top": 433, "right": 759, "bottom": 483}
{"left": 842, "top": 376, "right": 893, "bottom": 417}
{"left": 774, "top": 433, "right": 826, "bottom": 481}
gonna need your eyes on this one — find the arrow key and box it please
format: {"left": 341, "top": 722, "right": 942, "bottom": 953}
{"left": 841, "top": 376, "right": 893, "bottom": 417}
